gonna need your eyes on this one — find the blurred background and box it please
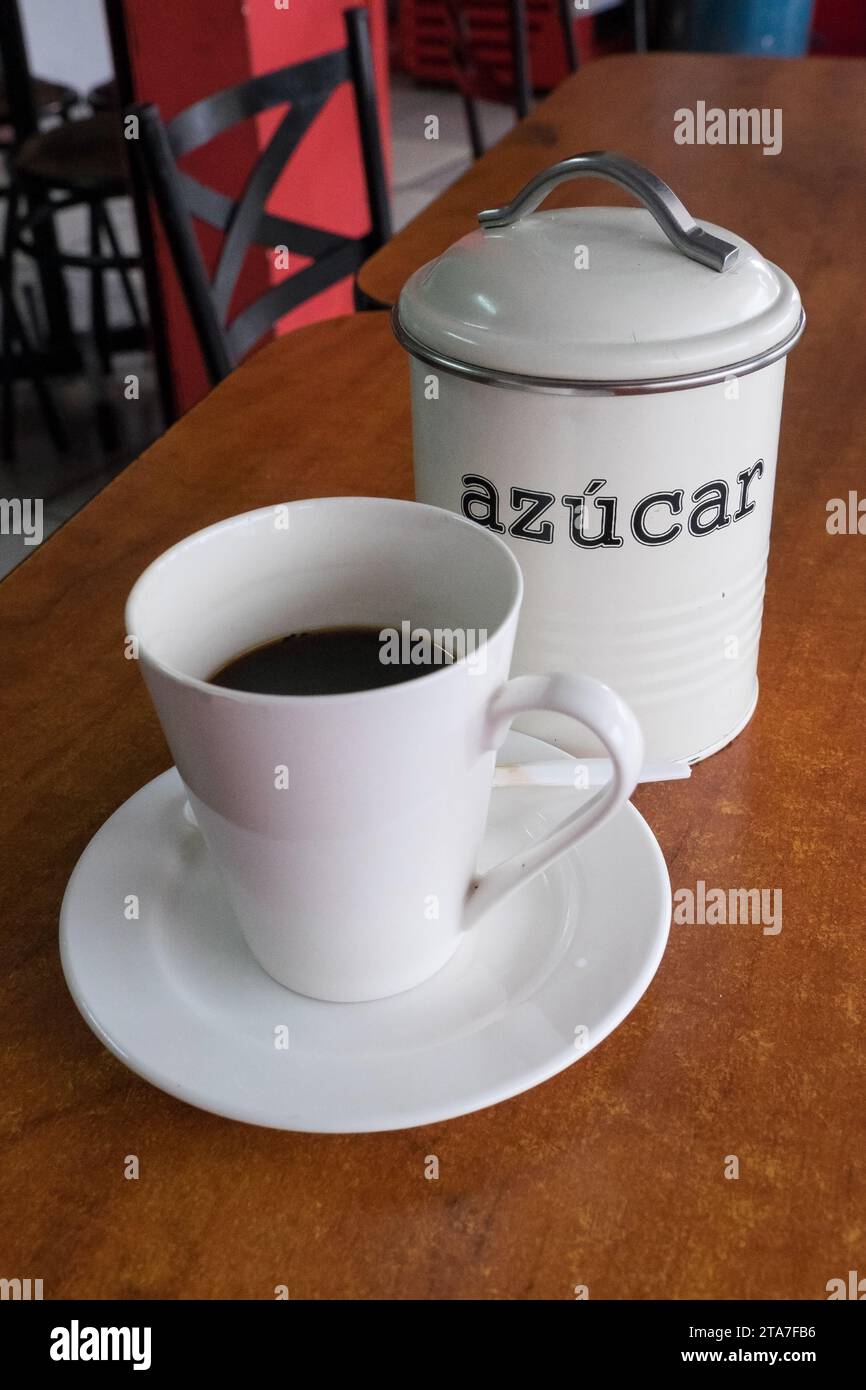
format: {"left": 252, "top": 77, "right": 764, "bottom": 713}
{"left": 0, "top": 0, "right": 862, "bottom": 576}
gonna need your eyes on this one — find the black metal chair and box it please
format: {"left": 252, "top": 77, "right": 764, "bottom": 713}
{"left": 130, "top": 5, "right": 391, "bottom": 388}
{"left": 443, "top": 0, "right": 531, "bottom": 160}
{"left": 450, "top": 0, "right": 649, "bottom": 160}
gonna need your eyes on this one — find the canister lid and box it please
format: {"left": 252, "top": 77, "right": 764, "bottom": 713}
{"left": 395, "top": 153, "right": 803, "bottom": 390}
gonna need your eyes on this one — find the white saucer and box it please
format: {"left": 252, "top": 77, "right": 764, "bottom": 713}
{"left": 60, "top": 732, "right": 671, "bottom": 1133}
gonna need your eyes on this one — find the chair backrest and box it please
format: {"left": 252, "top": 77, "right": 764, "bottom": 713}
{"left": 129, "top": 6, "right": 391, "bottom": 385}
{"left": 442, "top": 0, "right": 532, "bottom": 116}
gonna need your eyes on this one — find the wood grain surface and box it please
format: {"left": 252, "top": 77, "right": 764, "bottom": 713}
{"left": 359, "top": 52, "right": 866, "bottom": 311}
{"left": 2, "top": 53, "right": 866, "bottom": 1300}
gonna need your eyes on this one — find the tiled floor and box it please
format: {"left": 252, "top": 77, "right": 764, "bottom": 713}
{"left": 0, "top": 80, "right": 516, "bottom": 581}
{"left": 390, "top": 74, "right": 515, "bottom": 229}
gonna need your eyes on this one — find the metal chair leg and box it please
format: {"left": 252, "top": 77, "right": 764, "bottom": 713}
{"left": 461, "top": 92, "right": 485, "bottom": 160}
{"left": 632, "top": 0, "right": 649, "bottom": 52}
{"left": 1, "top": 281, "right": 68, "bottom": 460}
{"left": 1, "top": 301, "right": 16, "bottom": 461}
{"left": 1, "top": 194, "right": 21, "bottom": 459}
{"left": 99, "top": 200, "right": 144, "bottom": 330}
{"left": 17, "top": 295, "right": 69, "bottom": 453}
{"left": 509, "top": 0, "right": 532, "bottom": 120}
{"left": 558, "top": 0, "right": 579, "bottom": 72}
{"left": 88, "top": 202, "right": 111, "bottom": 373}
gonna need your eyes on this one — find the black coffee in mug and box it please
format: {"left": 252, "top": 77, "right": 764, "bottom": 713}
{"left": 209, "top": 624, "right": 453, "bottom": 696}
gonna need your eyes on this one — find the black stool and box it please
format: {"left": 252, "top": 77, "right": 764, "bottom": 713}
{"left": 7, "top": 111, "right": 145, "bottom": 375}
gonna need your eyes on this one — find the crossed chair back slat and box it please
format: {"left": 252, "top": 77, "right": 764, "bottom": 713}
{"left": 129, "top": 7, "right": 391, "bottom": 386}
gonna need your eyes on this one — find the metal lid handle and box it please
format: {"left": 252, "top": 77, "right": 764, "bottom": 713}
{"left": 477, "top": 151, "right": 739, "bottom": 273}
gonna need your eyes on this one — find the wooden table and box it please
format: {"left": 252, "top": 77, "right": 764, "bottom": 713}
{"left": 359, "top": 52, "right": 865, "bottom": 309}
{"left": 3, "top": 54, "right": 866, "bottom": 1300}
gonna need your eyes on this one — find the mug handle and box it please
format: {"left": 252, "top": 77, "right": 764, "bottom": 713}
{"left": 464, "top": 673, "right": 644, "bottom": 929}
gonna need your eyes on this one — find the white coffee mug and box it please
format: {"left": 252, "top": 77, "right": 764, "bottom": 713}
{"left": 126, "top": 498, "right": 644, "bottom": 1002}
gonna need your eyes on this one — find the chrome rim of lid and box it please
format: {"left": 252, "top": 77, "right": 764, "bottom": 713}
{"left": 392, "top": 306, "right": 806, "bottom": 397}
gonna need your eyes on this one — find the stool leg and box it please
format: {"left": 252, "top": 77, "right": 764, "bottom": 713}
{"left": 1, "top": 296, "right": 16, "bottom": 461}
{"left": 1, "top": 287, "right": 68, "bottom": 459}
{"left": 1, "top": 196, "right": 20, "bottom": 460}
{"left": 461, "top": 92, "right": 484, "bottom": 160}
{"left": 89, "top": 201, "right": 111, "bottom": 373}
{"left": 26, "top": 317, "right": 67, "bottom": 453}
{"left": 99, "top": 201, "right": 144, "bottom": 330}
{"left": 2, "top": 195, "right": 68, "bottom": 459}
{"left": 20, "top": 287, "right": 68, "bottom": 453}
